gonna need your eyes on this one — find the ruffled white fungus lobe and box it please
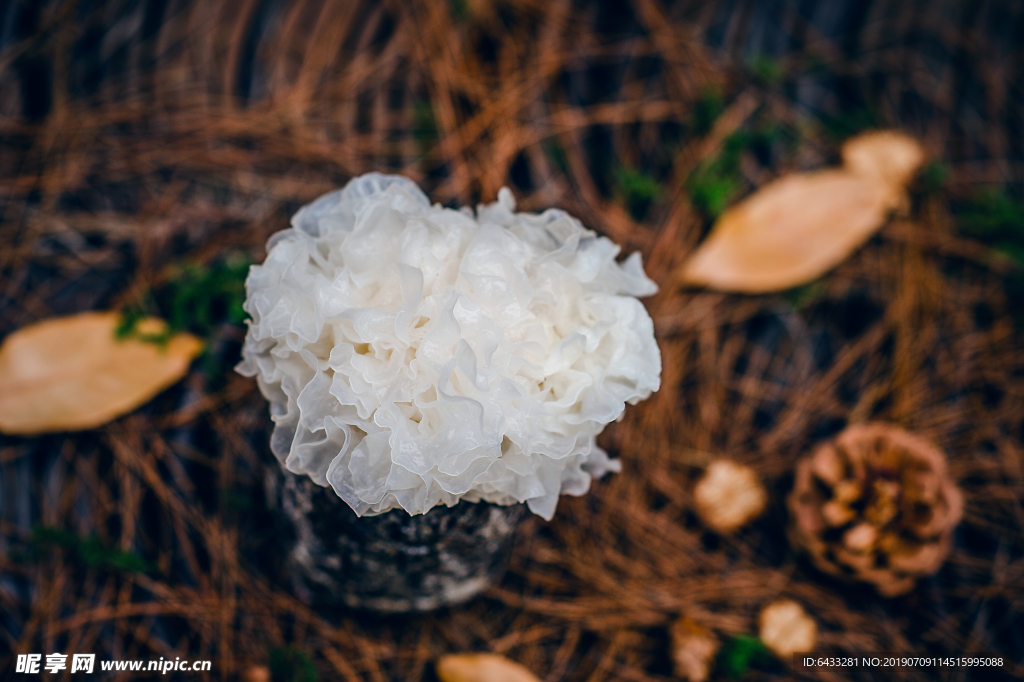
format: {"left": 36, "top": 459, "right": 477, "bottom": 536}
{"left": 237, "top": 174, "right": 661, "bottom": 519}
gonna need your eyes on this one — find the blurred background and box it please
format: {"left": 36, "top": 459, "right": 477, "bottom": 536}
{"left": 1, "top": 1, "right": 1023, "bottom": 680}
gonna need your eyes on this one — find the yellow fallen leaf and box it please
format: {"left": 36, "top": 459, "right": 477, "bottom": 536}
{"left": 677, "top": 130, "right": 925, "bottom": 293}
{"left": 678, "top": 170, "right": 898, "bottom": 292}
{"left": 436, "top": 653, "right": 542, "bottom": 682}
{"left": 0, "top": 311, "right": 203, "bottom": 435}
{"left": 841, "top": 130, "right": 925, "bottom": 188}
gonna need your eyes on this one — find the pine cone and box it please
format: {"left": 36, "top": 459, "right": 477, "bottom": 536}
{"left": 787, "top": 423, "right": 963, "bottom": 597}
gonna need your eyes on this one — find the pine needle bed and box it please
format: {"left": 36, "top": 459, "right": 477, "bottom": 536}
{"left": 1, "top": 1, "right": 1022, "bottom": 680}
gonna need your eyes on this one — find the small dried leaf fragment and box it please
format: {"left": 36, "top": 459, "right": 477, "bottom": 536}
{"left": 759, "top": 599, "right": 817, "bottom": 659}
{"left": 678, "top": 170, "right": 899, "bottom": 292}
{"left": 243, "top": 666, "right": 270, "bottom": 682}
{"left": 677, "top": 130, "right": 925, "bottom": 293}
{"left": 0, "top": 311, "right": 203, "bottom": 435}
{"left": 693, "top": 459, "right": 767, "bottom": 533}
{"left": 670, "top": 616, "right": 720, "bottom": 682}
{"left": 842, "top": 130, "right": 926, "bottom": 187}
{"left": 436, "top": 653, "right": 542, "bottom": 682}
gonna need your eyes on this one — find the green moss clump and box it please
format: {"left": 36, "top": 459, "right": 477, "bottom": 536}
{"left": 716, "top": 634, "right": 772, "bottom": 679}
{"left": 31, "top": 525, "right": 154, "bottom": 574}
{"left": 959, "top": 188, "right": 1024, "bottom": 266}
{"left": 269, "top": 646, "right": 317, "bottom": 682}
{"left": 615, "top": 165, "right": 661, "bottom": 221}
{"left": 688, "top": 133, "right": 748, "bottom": 219}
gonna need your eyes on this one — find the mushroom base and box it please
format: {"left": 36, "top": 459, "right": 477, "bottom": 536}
{"left": 269, "top": 467, "right": 525, "bottom": 613}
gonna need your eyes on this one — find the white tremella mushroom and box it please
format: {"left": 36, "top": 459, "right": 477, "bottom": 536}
{"left": 237, "top": 174, "right": 662, "bottom": 519}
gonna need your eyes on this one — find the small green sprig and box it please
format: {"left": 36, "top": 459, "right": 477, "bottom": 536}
{"left": 688, "top": 133, "right": 747, "bottom": 219}
{"left": 119, "top": 254, "right": 250, "bottom": 342}
{"left": 268, "top": 646, "right": 318, "bottom": 682}
{"left": 614, "top": 165, "right": 661, "bottom": 221}
{"left": 750, "top": 55, "right": 783, "bottom": 85}
{"left": 821, "top": 107, "right": 880, "bottom": 140}
{"left": 117, "top": 253, "right": 251, "bottom": 377}
{"left": 544, "top": 140, "right": 569, "bottom": 176}
{"left": 693, "top": 89, "right": 725, "bottom": 135}
{"left": 959, "top": 188, "right": 1024, "bottom": 267}
{"left": 717, "top": 634, "right": 772, "bottom": 679}
{"left": 29, "top": 525, "right": 155, "bottom": 574}
{"left": 687, "top": 123, "right": 788, "bottom": 219}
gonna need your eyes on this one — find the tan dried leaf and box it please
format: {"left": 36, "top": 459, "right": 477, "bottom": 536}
{"left": 678, "top": 170, "right": 900, "bottom": 292}
{"left": 841, "top": 130, "right": 926, "bottom": 188}
{"left": 243, "top": 666, "right": 270, "bottom": 682}
{"left": 670, "top": 616, "right": 720, "bottom": 682}
{"left": 436, "top": 653, "right": 542, "bottom": 682}
{"left": 693, "top": 459, "right": 767, "bottom": 533}
{"left": 678, "top": 130, "right": 925, "bottom": 293}
{"left": 0, "top": 311, "right": 203, "bottom": 435}
{"left": 758, "top": 599, "right": 817, "bottom": 659}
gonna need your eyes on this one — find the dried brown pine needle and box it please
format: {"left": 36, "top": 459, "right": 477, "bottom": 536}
{"left": 0, "top": 2, "right": 1022, "bottom": 681}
